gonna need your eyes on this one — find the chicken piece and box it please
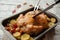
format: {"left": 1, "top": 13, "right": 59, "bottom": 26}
{"left": 36, "top": 13, "right": 48, "bottom": 29}
{"left": 24, "top": 17, "right": 34, "bottom": 25}
{"left": 17, "top": 10, "right": 40, "bottom": 27}
{"left": 25, "top": 11, "right": 35, "bottom": 17}
{"left": 32, "top": 25, "right": 43, "bottom": 35}
{"left": 25, "top": 10, "right": 40, "bottom": 17}
{"left": 16, "top": 10, "right": 48, "bottom": 35}
{"left": 15, "top": 27, "right": 20, "bottom": 32}
{"left": 5, "top": 24, "right": 13, "bottom": 32}
{"left": 17, "top": 14, "right": 24, "bottom": 21}
{"left": 5, "top": 24, "right": 17, "bottom": 33}
{"left": 17, "top": 14, "right": 25, "bottom": 26}
{"left": 21, "top": 24, "right": 43, "bottom": 35}
{"left": 17, "top": 14, "right": 34, "bottom": 27}
{"left": 45, "top": 15, "right": 51, "bottom": 21}
{"left": 5, "top": 27, "right": 12, "bottom": 33}
{"left": 35, "top": 10, "right": 41, "bottom": 14}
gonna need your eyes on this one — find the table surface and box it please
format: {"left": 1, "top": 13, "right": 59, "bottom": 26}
{"left": 0, "top": 0, "right": 60, "bottom": 40}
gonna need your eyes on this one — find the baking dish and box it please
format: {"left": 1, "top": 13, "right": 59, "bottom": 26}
{"left": 1, "top": 7, "right": 60, "bottom": 40}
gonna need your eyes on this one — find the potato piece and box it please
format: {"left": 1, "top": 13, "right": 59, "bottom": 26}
{"left": 29, "top": 37, "right": 34, "bottom": 40}
{"left": 10, "top": 20, "right": 16, "bottom": 25}
{"left": 45, "top": 15, "right": 50, "bottom": 21}
{"left": 13, "top": 32, "right": 21, "bottom": 38}
{"left": 48, "top": 22, "right": 55, "bottom": 27}
{"left": 17, "top": 36, "right": 21, "bottom": 40}
{"left": 21, "top": 34, "right": 30, "bottom": 40}
{"left": 50, "top": 18, "right": 56, "bottom": 23}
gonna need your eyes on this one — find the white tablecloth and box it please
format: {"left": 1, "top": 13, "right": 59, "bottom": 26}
{"left": 0, "top": 0, "right": 60, "bottom": 40}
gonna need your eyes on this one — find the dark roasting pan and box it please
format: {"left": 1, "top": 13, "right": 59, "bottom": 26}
{"left": 1, "top": 7, "right": 60, "bottom": 40}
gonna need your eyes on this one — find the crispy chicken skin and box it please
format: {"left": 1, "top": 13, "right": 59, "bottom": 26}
{"left": 16, "top": 10, "right": 49, "bottom": 35}
{"left": 36, "top": 13, "right": 48, "bottom": 29}
{"left": 6, "top": 10, "right": 49, "bottom": 36}
{"left": 17, "top": 14, "right": 34, "bottom": 27}
{"left": 17, "top": 14, "right": 24, "bottom": 26}
{"left": 17, "top": 10, "right": 40, "bottom": 27}
{"left": 25, "top": 10, "right": 40, "bottom": 17}
{"left": 21, "top": 24, "right": 43, "bottom": 35}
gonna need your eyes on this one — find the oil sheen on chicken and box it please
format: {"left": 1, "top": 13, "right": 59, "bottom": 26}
{"left": 16, "top": 10, "right": 48, "bottom": 35}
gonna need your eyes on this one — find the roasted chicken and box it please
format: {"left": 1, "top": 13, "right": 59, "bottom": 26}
{"left": 5, "top": 10, "right": 56, "bottom": 36}
{"left": 16, "top": 10, "right": 48, "bottom": 35}
{"left": 5, "top": 9, "right": 57, "bottom": 40}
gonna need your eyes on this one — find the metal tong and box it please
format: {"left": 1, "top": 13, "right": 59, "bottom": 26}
{"left": 33, "top": 0, "right": 60, "bottom": 18}
{"left": 34, "top": 0, "right": 41, "bottom": 11}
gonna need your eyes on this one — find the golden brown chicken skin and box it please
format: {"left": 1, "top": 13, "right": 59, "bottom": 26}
{"left": 21, "top": 24, "right": 43, "bottom": 35}
{"left": 36, "top": 13, "right": 49, "bottom": 29}
{"left": 6, "top": 10, "right": 49, "bottom": 36}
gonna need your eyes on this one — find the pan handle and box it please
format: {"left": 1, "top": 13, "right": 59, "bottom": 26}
{"left": 58, "top": 19, "right": 60, "bottom": 25}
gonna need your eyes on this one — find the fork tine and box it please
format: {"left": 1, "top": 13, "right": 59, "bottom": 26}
{"left": 34, "top": 0, "right": 41, "bottom": 11}
{"left": 34, "top": 6, "right": 37, "bottom": 11}
{"left": 34, "top": 5, "right": 39, "bottom": 11}
{"left": 36, "top": 6, "right": 39, "bottom": 10}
